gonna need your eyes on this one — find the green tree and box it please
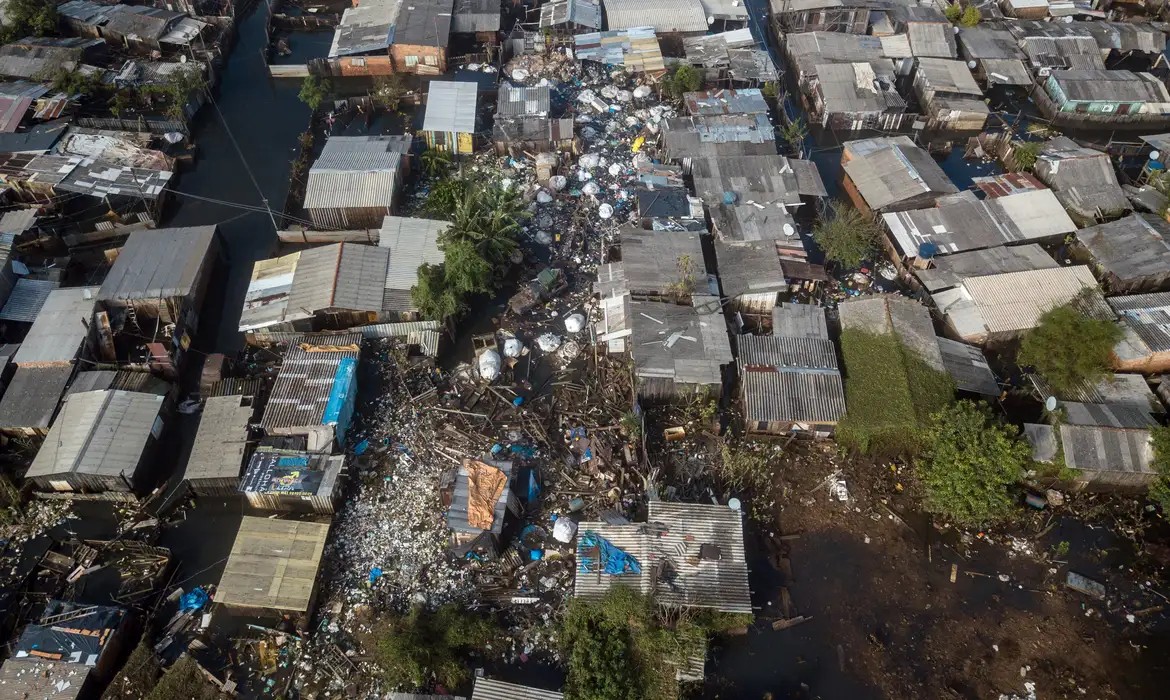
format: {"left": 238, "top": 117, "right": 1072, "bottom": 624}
{"left": 441, "top": 184, "right": 525, "bottom": 269}
{"left": 1013, "top": 141, "right": 1041, "bottom": 171}
{"left": 108, "top": 90, "right": 134, "bottom": 118}
{"left": 561, "top": 588, "right": 653, "bottom": 700}
{"left": 960, "top": 5, "right": 982, "bottom": 26}
{"left": 421, "top": 148, "right": 453, "bottom": 179}
{"left": 411, "top": 263, "right": 464, "bottom": 321}
{"left": 372, "top": 73, "right": 406, "bottom": 111}
{"left": 0, "top": 0, "right": 57, "bottom": 44}
{"left": 370, "top": 605, "right": 495, "bottom": 689}
{"left": 298, "top": 74, "right": 332, "bottom": 111}
{"left": 47, "top": 67, "right": 104, "bottom": 97}
{"left": 781, "top": 118, "right": 808, "bottom": 156}
{"left": 1018, "top": 292, "right": 1121, "bottom": 398}
{"left": 663, "top": 64, "right": 702, "bottom": 100}
{"left": 944, "top": 2, "right": 962, "bottom": 22}
{"left": 812, "top": 201, "right": 882, "bottom": 269}
{"left": 918, "top": 401, "right": 1030, "bottom": 526}
{"left": 161, "top": 65, "right": 207, "bottom": 120}
{"left": 423, "top": 174, "right": 467, "bottom": 215}
{"left": 1150, "top": 426, "right": 1170, "bottom": 511}
{"left": 443, "top": 238, "right": 493, "bottom": 295}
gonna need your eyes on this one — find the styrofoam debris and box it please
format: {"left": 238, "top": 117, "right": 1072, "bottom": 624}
{"left": 564, "top": 314, "right": 586, "bottom": 333}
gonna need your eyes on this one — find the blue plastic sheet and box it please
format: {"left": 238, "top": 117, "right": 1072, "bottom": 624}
{"left": 578, "top": 531, "right": 641, "bottom": 576}
{"left": 180, "top": 587, "right": 209, "bottom": 612}
{"left": 527, "top": 471, "right": 540, "bottom": 502}
{"left": 353, "top": 439, "right": 369, "bottom": 456}
{"left": 369, "top": 567, "right": 383, "bottom": 584}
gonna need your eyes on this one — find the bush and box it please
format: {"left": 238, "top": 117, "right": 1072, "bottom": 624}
{"left": 812, "top": 201, "right": 882, "bottom": 270}
{"left": 960, "top": 5, "right": 982, "bottom": 27}
{"left": 298, "top": 74, "right": 332, "bottom": 111}
{"left": 944, "top": 2, "right": 962, "bottom": 22}
{"left": 918, "top": 401, "right": 1031, "bottom": 526}
{"left": 1018, "top": 292, "right": 1121, "bottom": 399}
{"left": 837, "top": 329, "right": 954, "bottom": 456}
{"left": 411, "top": 263, "right": 465, "bottom": 322}
{"left": 0, "top": 0, "right": 56, "bottom": 44}
{"left": 663, "top": 64, "right": 702, "bottom": 100}
{"left": 370, "top": 605, "right": 495, "bottom": 689}
{"left": 1013, "top": 141, "right": 1041, "bottom": 171}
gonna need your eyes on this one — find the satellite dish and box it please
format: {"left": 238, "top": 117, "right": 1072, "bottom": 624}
{"left": 1151, "top": 150, "right": 1161, "bottom": 161}
{"left": 728, "top": 498, "right": 742, "bottom": 512}
{"left": 707, "top": 15, "right": 715, "bottom": 24}
{"left": 968, "top": 60, "right": 977, "bottom": 70}
{"left": 952, "top": 26, "right": 960, "bottom": 34}
{"left": 783, "top": 223, "right": 796, "bottom": 237}
{"left": 1045, "top": 396, "right": 1058, "bottom": 412}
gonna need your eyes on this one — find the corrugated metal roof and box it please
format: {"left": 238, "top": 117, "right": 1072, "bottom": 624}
{"left": 304, "top": 165, "right": 400, "bottom": 211}
{"left": 602, "top": 0, "right": 707, "bottom": 32}
{"left": 497, "top": 83, "right": 551, "bottom": 118}
{"left": 1034, "top": 136, "right": 1129, "bottom": 218}
{"left": 692, "top": 155, "right": 826, "bottom": 208}
{"left": 815, "top": 61, "right": 906, "bottom": 116}
{"left": 313, "top": 136, "right": 405, "bottom": 172}
{"left": 1111, "top": 291, "right": 1170, "bottom": 354}
{"left": 98, "top": 226, "right": 217, "bottom": 303}
{"left": 334, "top": 243, "right": 391, "bottom": 311}
{"left": 1063, "top": 401, "right": 1156, "bottom": 429}
{"left": 772, "top": 302, "right": 828, "bottom": 338}
{"left": 630, "top": 298, "right": 733, "bottom": 388}
{"left": 0, "top": 364, "right": 71, "bottom": 429}
{"left": 452, "top": 0, "right": 500, "bottom": 32}
{"left": 741, "top": 368, "right": 846, "bottom": 424}
{"left": 574, "top": 27, "right": 666, "bottom": 72}
{"left": 184, "top": 396, "right": 252, "bottom": 483}
{"left": 1052, "top": 69, "right": 1170, "bottom": 103}
{"left": 574, "top": 502, "right": 751, "bottom": 614}
{"left": 26, "top": 389, "right": 163, "bottom": 483}
{"left": 0, "top": 207, "right": 38, "bottom": 235}
{"left": 837, "top": 294, "right": 944, "bottom": 370}
{"left": 0, "top": 277, "right": 59, "bottom": 322}
{"left": 395, "top": 0, "right": 453, "bottom": 47}
{"left": 356, "top": 320, "right": 442, "bottom": 356}
{"left": 0, "top": 659, "right": 87, "bottom": 700}
{"left": 953, "top": 265, "right": 1100, "bottom": 335}
{"left": 982, "top": 58, "right": 1033, "bottom": 86}
{"left": 472, "top": 678, "right": 563, "bottom": 700}
{"left": 239, "top": 250, "right": 302, "bottom": 332}
{"left": 842, "top": 136, "right": 958, "bottom": 212}
{"left": 379, "top": 216, "right": 447, "bottom": 309}
{"left": 329, "top": 0, "right": 397, "bottom": 58}
{"left": 739, "top": 334, "right": 837, "bottom": 369}
{"left": 936, "top": 337, "right": 998, "bottom": 395}
{"left": 908, "top": 20, "right": 958, "bottom": 58}
{"left": 916, "top": 244, "right": 1058, "bottom": 293}
{"left": 422, "top": 81, "right": 477, "bottom": 134}
{"left": 0, "top": 95, "right": 32, "bottom": 133}
{"left": 260, "top": 333, "right": 361, "bottom": 432}
{"left": 1077, "top": 213, "right": 1170, "bottom": 284}
{"left": 12, "top": 286, "right": 97, "bottom": 366}
{"left": 958, "top": 26, "right": 1026, "bottom": 60}
{"left": 715, "top": 241, "right": 785, "bottom": 299}
{"left": 1060, "top": 424, "right": 1153, "bottom": 475}
{"left": 916, "top": 57, "right": 981, "bottom": 94}
{"left": 217, "top": 517, "right": 329, "bottom": 611}
{"left": 539, "top": 0, "right": 601, "bottom": 29}
{"left": 684, "top": 89, "right": 768, "bottom": 116}
{"left": 285, "top": 245, "right": 340, "bottom": 317}
{"left": 621, "top": 227, "right": 706, "bottom": 296}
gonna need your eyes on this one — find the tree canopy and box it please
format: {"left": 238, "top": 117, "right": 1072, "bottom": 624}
{"left": 1018, "top": 293, "right": 1121, "bottom": 398}
{"left": 298, "top": 75, "right": 332, "bottom": 111}
{"left": 0, "top": 0, "right": 57, "bottom": 44}
{"left": 369, "top": 605, "right": 495, "bottom": 690}
{"left": 918, "top": 401, "right": 1031, "bottom": 526}
{"left": 662, "top": 65, "right": 702, "bottom": 100}
{"left": 812, "top": 201, "right": 882, "bottom": 270}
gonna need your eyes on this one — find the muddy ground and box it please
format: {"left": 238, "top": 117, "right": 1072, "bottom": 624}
{"left": 705, "top": 444, "right": 1170, "bottom": 700}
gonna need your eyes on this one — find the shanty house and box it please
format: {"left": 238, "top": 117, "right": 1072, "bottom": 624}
{"left": 769, "top": 0, "right": 871, "bottom": 34}
{"left": 259, "top": 333, "right": 360, "bottom": 451}
{"left": 97, "top": 226, "right": 219, "bottom": 364}
{"left": 328, "top": 0, "right": 396, "bottom": 74}
{"left": 182, "top": 395, "right": 253, "bottom": 497}
{"left": 25, "top": 389, "right": 165, "bottom": 493}
{"left": 903, "top": 7, "right": 957, "bottom": 59}
{"left": 1110, "top": 292, "right": 1170, "bottom": 373}
{"left": 913, "top": 244, "right": 1060, "bottom": 294}
{"left": 881, "top": 189, "right": 1075, "bottom": 267}
{"left": 912, "top": 58, "right": 990, "bottom": 131}
{"left": 390, "top": 0, "right": 453, "bottom": 74}
{"left": 473, "top": 679, "right": 563, "bottom": 700}
{"left": 216, "top": 516, "right": 330, "bottom": 616}
{"left": 629, "top": 296, "right": 733, "bottom": 400}
{"left": 596, "top": 227, "right": 707, "bottom": 301}
{"left": 575, "top": 501, "right": 751, "bottom": 615}
{"left": 452, "top": 0, "right": 500, "bottom": 39}
{"left": 0, "top": 37, "right": 106, "bottom": 80}
{"left": 493, "top": 116, "right": 575, "bottom": 156}
{"left": 58, "top": 2, "right": 206, "bottom": 53}
{"left": 539, "top": 0, "right": 602, "bottom": 32}
{"left": 957, "top": 26, "right": 1033, "bottom": 86}
{"left": 931, "top": 265, "right": 1103, "bottom": 345}
{"left": 0, "top": 364, "right": 73, "bottom": 438}
{"left": 240, "top": 448, "right": 345, "bottom": 514}
{"left": 660, "top": 114, "right": 777, "bottom": 165}
{"left": 422, "top": 81, "right": 477, "bottom": 155}
{"left": 715, "top": 241, "right": 788, "bottom": 319}
{"left": 602, "top": 0, "right": 708, "bottom": 35}
{"left": 1033, "top": 137, "right": 1130, "bottom": 223}
{"left": 1042, "top": 70, "right": 1170, "bottom": 121}
{"left": 808, "top": 61, "right": 909, "bottom": 131}
{"left": 239, "top": 243, "right": 392, "bottom": 334}
{"left": 445, "top": 457, "right": 520, "bottom": 556}
{"left": 740, "top": 303, "right": 845, "bottom": 436}
{"left": 574, "top": 28, "right": 667, "bottom": 75}
{"left": 683, "top": 29, "right": 779, "bottom": 84}
{"left": 1001, "top": 0, "right": 1049, "bottom": 19}
{"left": 1075, "top": 214, "right": 1170, "bottom": 294}
{"left": 379, "top": 216, "right": 447, "bottom": 316}
{"left": 841, "top": 136, "right": 959, "bottom": 216}
{"left": 690, "top": 155, "right": 827, "bottom": 213}
{"left": 0, "top": 601, "right": 130, "bottom": 700}
{"left": 304, "top": 135, "right": 408, "bottom": 230}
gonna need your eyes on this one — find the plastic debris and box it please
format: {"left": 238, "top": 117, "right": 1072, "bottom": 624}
{"left": 537, "top": 333, "right": 562, "bottom": 352}
{"left": 564, "top": 314, "right": 586, "bottom": 333}
{"left": 552, "top": 518, "right": 578, "bottom": 543}
{"left": 478, "top": 349, "right": 502, "bottom": 380}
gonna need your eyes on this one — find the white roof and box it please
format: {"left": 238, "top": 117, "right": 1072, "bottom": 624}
{"left": 603, "top": 0, "right": 708, "bottom": 33}
{"left": 940, "top": 265, "right": 1099, "bottom": 335}
{"left": 422, "top": 81, "right": 477, "bottom": 134}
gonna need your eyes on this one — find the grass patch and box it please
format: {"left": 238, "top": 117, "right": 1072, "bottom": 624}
{"left": 837, "top": 329, "right": 954, "bottom": 457}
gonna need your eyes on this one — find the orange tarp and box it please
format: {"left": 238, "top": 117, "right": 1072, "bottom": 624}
{"left": 465, "top": 459, "right": 506, "bottom": 530}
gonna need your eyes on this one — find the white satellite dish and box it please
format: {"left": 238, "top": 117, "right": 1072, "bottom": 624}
{"left": 783, "top": 223, "right": 796, "bottom": 237}
{"left": 952, "top": 26, "right": 960, "bottom": 34}
{"left": 728, "top": 498, "right": 742, "bottom": 512}
{"left": 1045, "top": 396, "right": 1058, "bottom": 412}
{"left": 968, "top": 60, "right": 977, "bottom": 70}
{"left": 1152, "top": 150, "right": 1161, "bottom": 161}
{"left": 707, "top": 15, "right": 715, "bottom": 24}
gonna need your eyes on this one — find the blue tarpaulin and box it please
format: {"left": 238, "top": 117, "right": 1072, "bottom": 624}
{"left": 322, "top": 356, "right": 358, "bottom": 445}
{"left": 578, "top": 531, "right": 641, "bottom": 576}
{"left": 180, "top": 587, "right": 209, "bottom": 612}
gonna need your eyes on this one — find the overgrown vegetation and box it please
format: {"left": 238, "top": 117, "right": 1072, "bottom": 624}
{"left": 812, "top": 201, "right": 882, "bottom": 269}
{"left": 1149, "top": 426, "right": 1170, "bottom": 512}
{"left": 944, "top": 2, "right": 962, "bottom": 22}
{"left": 412, "top": 178, "right": 528, "bottom": 321}
{"left": 718, "top": 442, "right": 772, "bottom": 492}
{"left": 298, "top": 74, "right": 332, "bottom": 111}
{"left": 837, "top": 329, "right": 955, "bottom": 456}
{"left": 918, "top": 401, "right": 1031, "bottom": 526}
{"left": 145, "top": 655, "right": 222, "bottom": 700}
{"left": 421, "top": 147, "right": 453, "bottom": 179}
{"left": 1018, "top": 291, "right": 1121, "bottom": 399}
{"left": 620, "top": 411, "right": 643, "bottom": 439}
{"left": 0, "top": 0, "right": 57, "bottom": 44}
{"left": 1013, "top": 141, "right": 1041, "bottom": 171}
{"left": 370, "top": 605, "right": 495, "bottom": 689}
{"left": 140, "top": 65, "right": 207, "bottom": 120}
{"left": 665, "top": 254, "right": 698, "bottom": 301}
{"left": 102, "top": 642, "right": 162, "bottom": 700}
{"left": 47, "top": 67, "right": 105, "bottom": 97}
{"left": 780, "top": 118, "right": 808, "bottom": 156}
{"left": 662, "top": 64, "right": 702, "bottom": 100}
{"left": 371, "top": 73, "right": 407, "bottom": 112}
{"left": 960, "top": 5, "right": 982, "bottom": 27}
{"left": 561, "top": 586, "right": 749, "bottom": 700}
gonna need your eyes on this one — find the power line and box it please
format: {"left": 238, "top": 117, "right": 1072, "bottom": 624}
{"left": 200, "top": 85, "right": 279, "bottom": 231}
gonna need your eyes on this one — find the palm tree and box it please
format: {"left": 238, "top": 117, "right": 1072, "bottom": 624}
{"left": 421, "top": 148, "right": 452, "bottom": 178}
